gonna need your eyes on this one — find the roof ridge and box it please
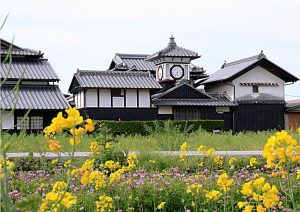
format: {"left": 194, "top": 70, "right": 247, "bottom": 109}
{"left": 1, "top": 38, "right": 42, "bottom": 55}
{"left": 77, "top": 70, "right": 150, "bottom": 75}
{"left": 223, "top": 53, "right": 265, "bottom": 68}
{"left": 116, "top": 53, "right": 149, "bottom": 58}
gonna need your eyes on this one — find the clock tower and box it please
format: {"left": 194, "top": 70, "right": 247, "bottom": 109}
{"left": 146, "top": 36, "right": 200, "bottom": 90}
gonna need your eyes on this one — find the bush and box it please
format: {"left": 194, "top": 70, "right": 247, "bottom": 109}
{"left": 95, "top": 120, "right": 224, "bottom": 135}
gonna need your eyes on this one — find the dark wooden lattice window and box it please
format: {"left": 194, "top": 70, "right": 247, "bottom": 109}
{"left": 30, "top": 116, "right": 43, "bottom": 129}
{"left": 17, "top": 116, "right": 43, "bottom": 130}
{"left": 17, "top": 116, "right": 29, "bottom": 130}
{"left": 174, "top": 108, "right": 201, "bottom": 120}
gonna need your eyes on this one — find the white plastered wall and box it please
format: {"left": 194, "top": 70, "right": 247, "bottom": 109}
{"left": 1, "top": 111, "right": 14, "bottom": 129}
{"left": 233, "top": 66, "right": 285, "bottom": 99}
{"left": 139, "top": 89, "right": 150, "bottom": 108}
{"left": 85, "top": 89, "right": 98, "bottom": 107}
{"left": 126, "top": 89, "right": 137, "bottom": 107}
{"left": 99, "top": 89, "right": 111, "bottom": 107}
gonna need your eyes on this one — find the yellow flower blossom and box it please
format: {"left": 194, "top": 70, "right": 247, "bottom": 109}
{"left": 96, "top": 195, "right": 113, "bottom": 212}
{"left": 217, "top": 173, "right": 234, "bottom": 191}
{"left": 64, "top": 160, "right": 71, "bottom": 168}
{"left": 243, "top": 205, "right": 253, "bottom": 212}
{"left": 241, "top": 177, "right": 279, "bottom": 209}
{"left": 70, "top": 137, "right": 80, "bottom": 145}
{"left": 48, "top": 140, "right": 61, "bottom": 151}
{"left": 105, "top": 142, "right": 110, "bottom": 149}
{"left": 228, "top": 157, "right": 237, "bottom": 166}
{"left": 90, "top": 141, "right": 100, "bottom": 153}
{"left": 197, "top": 145, "right": 206, "bottom": 153}
{"left": 263, "top": 130, "right": 300, "bottom": 168}
{"left": 214, "top": 156, "right": 223, "bottom": 166}
{"left": 157, "top": 202, "right": 166, "bottom": 209}
{"left": 249, "top": 157, "right": 257, "bottom": 167}
{"left": 0, "top": 158, "right": 15, "bottom": 178}
{"left": 205, "top": 189, "right": 221, "bottom": 201}
{"left": 205, "top": 148, "right": 215, "bottom": 157}
{"left": 51, "top": 158, "right": 59, "bottom": 165}
{"left": 84, "top": 118, "right": 95, "bottom": 132}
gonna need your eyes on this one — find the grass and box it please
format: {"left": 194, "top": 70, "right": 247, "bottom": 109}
{"left": 5, "top": 130, "right": 299, "bottom": 153}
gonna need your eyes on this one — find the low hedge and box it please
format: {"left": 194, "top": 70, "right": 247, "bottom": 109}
{"left": 95, "top": 120, "right": 224, "bottom": 135}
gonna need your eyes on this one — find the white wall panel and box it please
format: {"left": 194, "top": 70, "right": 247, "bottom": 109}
{"left": 113, "top": 97, "right": 124, "bottom": 107}
{"left": 2, "top": 111, "right": 14, "bottom": 129}
{"left": 158, "top": 106, "right": 173, "bottom": 114}
{"left": 80, "top": 91, "right": 85, "bottom": 108}
{"left": 139, "top": 89, "right": 150, "bottom": 108}
{"left": 233, "top": 66, "right": 285, "bottom": 99}
{"left": 126, "top": 89, "right": 137, "bottom": 108}
{"left": 86, "top": 89, "right": 98, "bottom": 107}
{"left": 99, "top": 89, "right": 111, "bottom": 107}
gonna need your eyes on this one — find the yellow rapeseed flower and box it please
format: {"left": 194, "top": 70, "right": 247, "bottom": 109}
{"left": 157, "top": 202, "right": 166, "bottom": 209}
{"left": 217, "top": 173, "right": 234, "bottom": 191}
{"left": 228, "top": 157, "right": 237, "bottom": 166}
{"left": 90, "top": 141, "right": 100, "bottom": 153}
{"left": 64, "top": 160, "right": 71, "bottom": 168}
{"left": 249, "top": 157, "right": 257, "bottom": 167}
{"left": 96, "top": 195, "right": 113, "bottom": 212}
{"left": 205, "top": 189, "right": 221, "bottom": 201}
{"left": 214, "top": 156, "right": 223, "bottom": 166}
{"left": 205, "top": 148, "right": 215, "bottom": 157}
{"left": 85, "top": 118, "right": 95, "bottom": 132}
{"left": 48, "top": 140, "right": 61, "bottom": 151}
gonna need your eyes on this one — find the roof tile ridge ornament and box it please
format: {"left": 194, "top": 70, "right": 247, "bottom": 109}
{"left": 259, "top": 50, "right": 266, "bottom": 59}
{"left": 168, "top": 35, "right": 177, "bottom": 48}
{"left": 221, "top": 60, "right": 226, "bottom": 69}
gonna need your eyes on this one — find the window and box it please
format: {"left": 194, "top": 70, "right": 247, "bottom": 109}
{"left": 252, "top": 85, "right": 259, "bottom": 93}
{"left": 17, "top": 116, "right": 30, "bottom": 130}
{"left": 174, "top": 108, "right": 201, "bottom": 120}
{"left": 30, "top": 116, "right": 43, "bottom": 129}
{"left": 17, "top": 116, "right": 43, "bottom": 130}
{"left": 111, "top": 89, "right": 124, "bottom": 97}
{"left": 216, "top": 107, "right": 230, "bottom": 113}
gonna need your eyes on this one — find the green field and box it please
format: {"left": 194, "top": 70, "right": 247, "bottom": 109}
{"left": 4, "top": 130, "right": 299, "bottom": 153}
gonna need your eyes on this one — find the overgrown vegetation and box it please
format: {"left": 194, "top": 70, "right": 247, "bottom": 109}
{"left": 96, "top": 119, "right": 224, "bottom": 135}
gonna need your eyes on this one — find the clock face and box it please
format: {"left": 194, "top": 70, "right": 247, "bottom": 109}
{"left": 170, "top": 65, "right": 184, "bottom": 79}
{"left": 158, "top": 66, "right": 163, "bottom": 80}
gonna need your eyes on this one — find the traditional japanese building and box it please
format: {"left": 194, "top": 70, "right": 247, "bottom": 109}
{"left": 69, "top": 37, "right": 236, "bottom": 130}
{"left": 0, "top": 39, "right": 70, "bottom": 131}
{"left": 203, "top": 52, "right": 299, "bottom": 131}
{"left": 68, "top": 37, "right": 299, "bottom": 131}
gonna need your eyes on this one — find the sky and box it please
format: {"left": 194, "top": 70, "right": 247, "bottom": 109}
{"left": 1, "top": 0, "right": 300, "bottom": 100}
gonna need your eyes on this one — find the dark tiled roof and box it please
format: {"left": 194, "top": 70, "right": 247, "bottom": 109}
{"left": 286, "top": 99, "right": 300, "bottom": 108}
{"left": 1, "top": 39, "right": 42, "bottom": 56}
{"left": 204, "top": 54, "right": 262, "bottom": 84}
{"left": 112, "top": 53, "right": 155, "bottom": 71}
{"left": 236, "top": 93, "right": 285, "bottom": 104}
{"left": 152, "top": 98, "right": 236, "bottom": 106}
{"left": 72, "top": 70, "right": 162, "bottom": 90}
{"left": 152, "top": 81, "right": 236, "bottom": 106}
{"left": 286, "top": 105, "right": 300, "bottom": 112}
{"left": 146, "top": 36, "right": 200, "bottom": 61}
{"left": 0, "top": 85, "right": 70, "bottom": 110}
{"left": 1, "top": 59, "right": 60, "bottom": 81}
{"left": 203, "top": 53, "right": 299, "bottom": 84}
{"left": 109, "top": 53, "right": 206, "bottom": 79}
